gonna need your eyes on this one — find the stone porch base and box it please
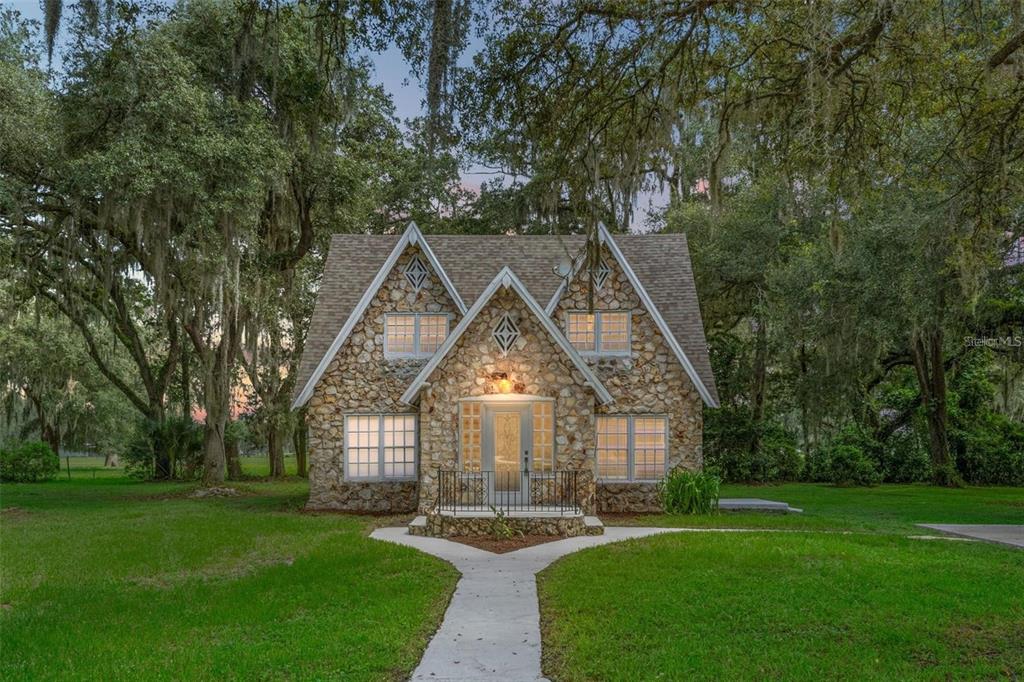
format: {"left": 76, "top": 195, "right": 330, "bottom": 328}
{"left": 410, "top": 511, "right": 604, "bottom": 538}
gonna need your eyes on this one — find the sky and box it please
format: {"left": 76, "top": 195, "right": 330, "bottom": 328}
{"left": 7, "top": 0, "right": 663, "bottom": 227}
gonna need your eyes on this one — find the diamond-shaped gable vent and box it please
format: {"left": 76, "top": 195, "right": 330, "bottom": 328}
{"left": 594, "top": 258, "right": 611, "bottom": 289}
{"left": 492, "top": 313, "right": 520, "bottom": 355}
{"left": 403, "top": 256, "right": 428, "bottom": 291}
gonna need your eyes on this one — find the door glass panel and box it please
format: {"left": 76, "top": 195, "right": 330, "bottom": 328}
{"left": 494, "top": 411, "right": 521, "bottom": 491}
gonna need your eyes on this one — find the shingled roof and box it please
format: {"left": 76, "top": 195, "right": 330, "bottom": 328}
{"left": 293, "top": 228, "right": 719, "bottom": 406}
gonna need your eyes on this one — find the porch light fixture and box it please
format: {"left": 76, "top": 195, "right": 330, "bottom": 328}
{"left": 491, "top": 372, "right": 514, "bottom": 394}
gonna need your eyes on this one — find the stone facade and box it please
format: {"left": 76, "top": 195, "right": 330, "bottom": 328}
{"left": 411, "top": 512, "right": 602, "bottom": 538}
{"left": 552, "top": 245, "right": 703, "bottom": 513}
{"left": 305, "top": 245, "right": 460, "bottom": 511}
{"left": 596, "top": 482, "right": 662, "bottom": 513}
{"left": 418, "top": 289, "right": 599, "bottom": 512}
{"left": 304, "top": 240, "right": 704, "bottom": 516}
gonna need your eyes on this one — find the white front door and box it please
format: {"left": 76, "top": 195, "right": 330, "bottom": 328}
{"left": 483, "top": 403, "right": 532, "bottom": 505}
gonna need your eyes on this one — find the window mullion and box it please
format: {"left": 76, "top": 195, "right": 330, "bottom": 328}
{"left": 377, "top": 416, "right": 385, "bottom": 481}
{"left": 413, "top": 315, "right": 420, "bottom": 355}
{"left": 594, "top": 312, "right": 602, "bottom": 353}
{"left": 627, "top": 416, "right": 635, "bottom": 481}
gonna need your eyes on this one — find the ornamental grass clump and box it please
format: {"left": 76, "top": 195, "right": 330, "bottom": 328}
{"left": 659, "top": 470, "right": 720, "bottom": 515}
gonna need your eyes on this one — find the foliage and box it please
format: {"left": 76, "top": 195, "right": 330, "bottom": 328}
{"left": 487, "top": 505, "right": 523, "bottom": 540}
{"left": 123, "top": 416, "right": 202, "bottom": 480}
{"left": 0, "top": 440, "right": 59, "bottom": 482}
{"left": 704, "top": 407, "right": 802, "bottom": 483}
{"left": 659, "top": 470, "right": 720, "bottom": 515}
{"left": 810, "top": 428, "right": 883, "bottom": 487}
{"left": 952, "top": 411, "right": 1024, "bottom": 486}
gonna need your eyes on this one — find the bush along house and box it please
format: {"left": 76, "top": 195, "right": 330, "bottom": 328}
{"left": 292, "top": 223, "right": 718, "bottom": 537}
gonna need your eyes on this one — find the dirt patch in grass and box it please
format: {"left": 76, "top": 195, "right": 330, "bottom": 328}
{"left": 945, "top": 619, "right": 1024, "bottom": 668}
{"left": 1, "top": 506, "right": 31, "bottom": 518}
{"left": 449, "top": 535, "right": 563, "bottom": 554}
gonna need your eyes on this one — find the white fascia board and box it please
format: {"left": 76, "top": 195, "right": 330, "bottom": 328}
{"left": 596, "top": 223, "right": 719, "bottom": 408}
{"left": 401, "top": 266, "right": 614, "bottom": 406}
{"left": 292, "top": 222, "right": 465, "bottom": 409}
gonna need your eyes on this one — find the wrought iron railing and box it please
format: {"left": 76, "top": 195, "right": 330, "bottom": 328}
{"left": 436, "top": 469, "right": 582, "bottom": 515}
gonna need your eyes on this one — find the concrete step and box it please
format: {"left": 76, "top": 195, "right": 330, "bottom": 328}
{"left": 408, "top": 515, "right": 428, "bottom": 536}
{"left": 583, "top": 515, "right": 605, "bottom": 536}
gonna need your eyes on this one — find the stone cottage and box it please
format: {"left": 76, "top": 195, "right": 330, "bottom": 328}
{"left": 292, "top": 223, "right": 718, "bottom": 524}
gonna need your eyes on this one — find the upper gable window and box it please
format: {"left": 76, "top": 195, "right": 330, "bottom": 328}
{"left": 492, "top": 313, "right": 520, "bottom": 356}
{"left": 593, "top": 258, "right": 611, "bottom": 289}
{"left": 566, "top": 311, "right": 630, "bottom": 356}
{"left": 384, "top": 313, "right": 449, "bottom": 359}
{"left": 403, "top": 255, "right": 429, "bottom": 291}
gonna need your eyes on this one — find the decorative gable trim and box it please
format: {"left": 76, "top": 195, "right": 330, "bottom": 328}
{"left": 291, "top": 222, "right": 467, "bottom": 409}
{"left": 595, "top": 224, "right": 719, "bottom": 408}
{"left": 400, "top": 267, "right": 615, "bottom": 406}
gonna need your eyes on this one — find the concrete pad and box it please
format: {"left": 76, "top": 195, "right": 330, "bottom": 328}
{"left": 370, "top": 525, "right": 687, "bottom": 681}
{"left": 719, "top": 498, "right": 802, "bottom": 513}
{"left": 917, "top": 524, "right": 1024, "bottom": 549}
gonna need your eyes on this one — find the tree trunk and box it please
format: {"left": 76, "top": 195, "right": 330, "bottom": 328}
{"left": 910, "top": 327, "right": 955, "bottom": 485}
{"left": 41, "top": 422, "right": 60, "bottom": 457}
{"left": 199, "top": 344, "right": 231, "bottom": 487}
{"left": 225, "top": 433, "right": 242, "bottom": 480}
{"left": 268, "top": 423, "right": 285, "bottom": 478}
{"left": 293, "top": 413, "right": 308, "bottom": 478}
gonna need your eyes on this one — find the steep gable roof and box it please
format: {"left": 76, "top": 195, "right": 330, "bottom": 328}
{"left": 291, "top": 223, "right": 465, "bottom": 409}
{"left": 400, "top": 267, "right": 614, "bottom": 406}
{"left": 292, "top": 227, "right": 719, "bottom": 407}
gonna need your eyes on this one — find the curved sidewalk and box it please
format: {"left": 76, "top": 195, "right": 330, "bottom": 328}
{"left": 370, "top": 526, "right": 687, "bottom": 681}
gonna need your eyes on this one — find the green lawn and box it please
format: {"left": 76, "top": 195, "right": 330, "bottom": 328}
{"left": 611, "top": 483, "right": 1024, "bottom": 533}
{"left": 541, "top": 485, "right": 1024, "bottom": 681}
{"left": 0, "top": 476, "right": 457, "bottom": 681}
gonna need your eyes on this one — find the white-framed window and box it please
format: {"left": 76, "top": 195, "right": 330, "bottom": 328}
{"left": 596, "top": 415, "right": 667, "bottom": 481}
{"left": 566, "top": 311, "right": 631, "bottom": 355}
{"left": 384, "top": 313, "right": 450, "bottom": 358}
{"left": 344, "top": 414, "right": 417, "bottom": 480}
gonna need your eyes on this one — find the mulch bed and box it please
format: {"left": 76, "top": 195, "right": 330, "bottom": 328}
{"left": 448, "top": 535, "right": 564, "bottom": 554}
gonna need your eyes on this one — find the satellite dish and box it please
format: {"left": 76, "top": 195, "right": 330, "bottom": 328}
{"left": 554, "top": 257, "right": 573, "bottom": 278}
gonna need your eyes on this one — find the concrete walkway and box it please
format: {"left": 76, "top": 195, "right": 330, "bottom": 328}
{"left": 917, "top": 524, "right": 1024, "bottom": 549}
{"left": 370, "top": 526, "right": 688, "bottom": 681}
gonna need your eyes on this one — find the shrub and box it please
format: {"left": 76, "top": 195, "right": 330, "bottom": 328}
{"left": 822, "top": 444, "right": 882, "bottom": 487}
{"left": 953, "top": 412, "right": 1024, "bottom": 486}
{"left": 124, "top": 417, "right": 202, "bottom": 480}
{"left": 0, "top": 441, "right": 60, "bottom": 482}
{"left": 704, "top": 408, "right": 803, "bottom": 482}
{"left": 660, "top": 470, "right": 720, "bottom": 514}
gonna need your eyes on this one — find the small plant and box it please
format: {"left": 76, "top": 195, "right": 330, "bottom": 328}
{"left": 659, "top": 470, "right": 720, "bottom": 515}
{"left": 0, "top": 441, "right": 60, "bottom": 483}
{"left": 488, "top": 506, "right": 524, "bottom": 540}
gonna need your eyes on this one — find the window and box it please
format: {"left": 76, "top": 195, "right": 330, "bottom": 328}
{"left": 596, "top": 415, "right": 667, "bottom": 481}
{"left": 566, "top": 311, "right": 631, "bottom": 355}
{"left": 384, "top": 313, "right": 449, "bottom": 358}
{"left": 403, "top": 255, "right": 429, "bottom": 291}
{"left": 460, "top": 402, "right": 482, "bottom": 472}
{"left": 492, "top": 313, "right": 520, "bottom": 355}
{"left": 593, "top": 259, "right": 612, "bottom": 289}
{"left": 532, "top": 402, "right": 554, "bottom": 472}
{"left": 345, "top": 414, "right": 417, "bottom": 480}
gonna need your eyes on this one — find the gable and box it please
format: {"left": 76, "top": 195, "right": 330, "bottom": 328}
{"left": 294, "top": 224, "right": 718, "bottom": 409}
{"left": 401, "top": 268, "right": 613, "bottom": 406}
{"left": 292, "top": 224, "right": 465, "bottom": 408}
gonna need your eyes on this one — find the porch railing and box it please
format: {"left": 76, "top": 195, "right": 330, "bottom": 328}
{"left": 436, "top": 469, "right": 582, "bottom": 515}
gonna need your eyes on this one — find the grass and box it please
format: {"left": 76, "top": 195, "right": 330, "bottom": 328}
{"left": 541, "top": 484, "right": 1024, "bottom": 681}
{"left": 609, "top": 482, "right": 1024, "bottom": 533}
{"left": 0, "top": 475, "right": 457, "bottom": 681}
